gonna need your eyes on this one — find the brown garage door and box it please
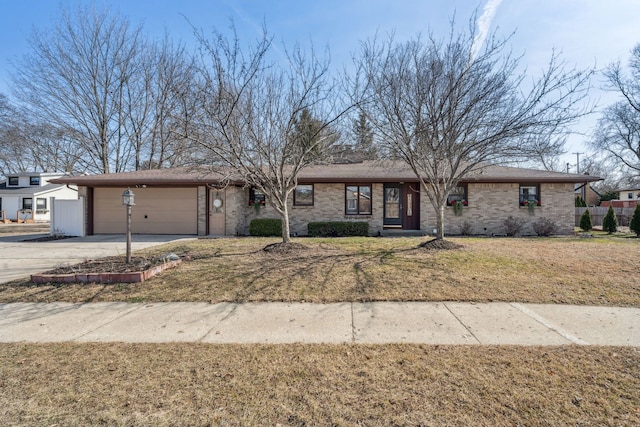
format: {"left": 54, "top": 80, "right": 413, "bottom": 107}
{"left": 93, "top": 187, "right": 198, "bottom": 234}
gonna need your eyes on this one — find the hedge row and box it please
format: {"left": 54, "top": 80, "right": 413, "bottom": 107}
{"left": 307, "top": 221, "right": 369, "bottom": 237}
{"left": 249, "top": 219, "right": 370, "bottom": 237}
{"left": 249, "top": 218, "right": 282, "bottom": 237}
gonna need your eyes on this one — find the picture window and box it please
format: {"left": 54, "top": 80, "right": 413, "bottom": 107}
{"left": 294, "top": 184, "right": 314, "bottom": 206}
{"left": 345, "top": 184, "right": 372, "bottom": 215}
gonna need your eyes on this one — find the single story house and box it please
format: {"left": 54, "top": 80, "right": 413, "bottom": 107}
{"left": 0, "top": 172, "right": 78, "bottom": 222}
{"left": 51, "top": 161, "right": 601, "bottom": 237}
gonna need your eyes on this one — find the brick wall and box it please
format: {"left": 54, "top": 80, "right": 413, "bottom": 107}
{"left": 225, "top": 182, "right": 576, "bottom": 237}
{"left": 230, "top": 183, "right": 384, "bottom": 236}
{"left": 428, "top": 182, "right": 575, "bottom": 236}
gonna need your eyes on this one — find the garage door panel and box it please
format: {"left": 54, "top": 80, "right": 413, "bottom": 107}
{"left": 94, "top": 187, "right": 198, "bottom": 234}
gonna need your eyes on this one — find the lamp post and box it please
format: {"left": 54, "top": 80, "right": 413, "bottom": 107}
{"left": 122, "top": 188, "right": 135, "bottom": 264}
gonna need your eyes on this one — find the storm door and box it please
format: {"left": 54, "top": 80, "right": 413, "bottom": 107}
{"left": 383, "top": 183, "right": 420, "bottom": 230}
{"left": 383, "top": 184, "right": 402, "bottom": 227}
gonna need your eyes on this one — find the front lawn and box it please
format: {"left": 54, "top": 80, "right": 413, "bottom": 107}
{"left": 1, "top": 343, "right": 638, "bottom": 426}
{"left": 1, "top": 236, "right": 639, "bottom": 306}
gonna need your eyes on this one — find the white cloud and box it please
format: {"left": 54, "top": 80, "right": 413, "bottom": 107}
{"left": 472, "top": 0, "right": 503, "bottom": 59}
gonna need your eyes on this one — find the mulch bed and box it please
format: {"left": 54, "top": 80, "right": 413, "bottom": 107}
{"left": 418, "top": 239, "right": 464, "bottom": 251}
{"left": 262, "top": 242, "right": 309, "bottom": 254}
{"left": 43, "top": 256, "right": 162, "bottom": 274}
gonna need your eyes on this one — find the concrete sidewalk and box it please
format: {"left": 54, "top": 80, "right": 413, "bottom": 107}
{"left": 1, "top": 301, "right": 638, "bottom": 346}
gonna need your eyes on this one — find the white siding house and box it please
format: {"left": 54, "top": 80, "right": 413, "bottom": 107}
{"left": 0, "top": 172, "right": 78, "bottom": 222}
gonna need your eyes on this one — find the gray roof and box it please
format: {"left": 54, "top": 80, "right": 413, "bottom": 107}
{"left": 51, "top": 161, "right": 601, "bottom": 187}
{"left": 0, "top": 183, "right": 68, "bottom": 196}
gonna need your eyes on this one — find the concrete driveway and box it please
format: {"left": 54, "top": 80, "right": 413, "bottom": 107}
{"left": 0, "top": 233, "right": 195, "bottom": 284}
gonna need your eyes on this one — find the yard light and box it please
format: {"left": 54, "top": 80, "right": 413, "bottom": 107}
{"left": 122, "top": 188, "right": 135, "bottom": 263}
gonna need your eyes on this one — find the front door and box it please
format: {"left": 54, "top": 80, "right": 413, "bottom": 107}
{"left": 383, "top": 183, "right": 420, "bottom": 230}
{"left": 209, "top": 189, "right": 226, "bottom": 235}
{"left": 383, "top": 184, "right": 402, "bottom": 227}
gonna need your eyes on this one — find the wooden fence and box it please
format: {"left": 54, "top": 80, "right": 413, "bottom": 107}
{"left": 575, "top": 207, "right": 635, "bottom": 227}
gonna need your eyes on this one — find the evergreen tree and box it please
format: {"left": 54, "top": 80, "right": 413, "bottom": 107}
{"left": 630, "top": 204, "right": 640, "bottom": 236}
{"left": 598, "top": 191, "right": 619, "bottom": 204}
{"left": 575, "top": 196, "right": 586, "bottom": 207}
{"left": 602, "top": 205, "right": 618, "bottom": 233}
{"left": 579, "top": 209, "right": 592, "bottom": 231}
{"left": 353, "top": 111, "right": 377, "bottom": 160}
{"left": 289, "top": 108, "right": 337, "bottom": 162}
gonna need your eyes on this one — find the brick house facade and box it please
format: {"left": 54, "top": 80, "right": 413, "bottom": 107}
{"left": 56, "top": 161, "right": 600, "bottom": 237}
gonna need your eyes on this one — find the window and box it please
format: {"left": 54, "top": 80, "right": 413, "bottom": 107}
{"left": 30, "top": 176, "right": 40, "bottom": 186}
{"left": 36, "top": 198, "right": 47, "bottom": 210}
{"left": 249, "top": 187, "right": 266, "bottom": 206}
{"left": 628, "top": 192, "right": 634, "bottom": 200}
{"left": 519, "top": 184, "right": 541, "bottom": 206}
{"left": 8, "top": 177, "right": 18, "bottom": 186}
{"left": 294, "top": 184, "right": 314, "bottom": 206}
{"left": 22, "top": 198, "right": 33, "bottom": 210}
{"left": 346, "top": 184, "right": 372, "bottom": 215}
{"left": 447, "top": 184, "right": 468, "bottom": 206}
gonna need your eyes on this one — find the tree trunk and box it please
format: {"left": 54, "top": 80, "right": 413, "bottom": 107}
{"left": 435, "top": 203, "right": 445, "bottom": 240}
{"left": 280, "top": 203, "right": 291, "bottom": 243}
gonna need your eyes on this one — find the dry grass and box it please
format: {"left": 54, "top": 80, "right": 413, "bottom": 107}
{"left": 1, "top": 236, "right": 639, "bottom": 306}
{"left": 1, "top": 343, "right": 638, "bottom": 426}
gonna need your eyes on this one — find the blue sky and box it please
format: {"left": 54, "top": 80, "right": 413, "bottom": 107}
{"left": 1, "top": 0, "right": 640, "bottom": 168}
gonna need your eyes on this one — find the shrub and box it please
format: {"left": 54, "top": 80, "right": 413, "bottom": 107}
{"left": 532, "top": 217, "right": 557, "bottom": 236}
{"left": 575, "top": 196, "right": 587, "bottom": 207}
{"left": 460, "top": 221, "right": 472, "bottom": 235}
{"left": 602, "top": 206, "right": 618, "bottom": 234}
{"left": 249, "top": 218, "right": 282, "bottom": 237}
{"left": 630, "top": 204, "right": 640, "bottom": 236}
{"left": 579, "top": 209, "right": 593, "bottom": 232}
{"left": 307, "top": 221, "right": 369, "bottom": 237}
{"left": 503, "top": 216, "right": 525, "bottom": 236}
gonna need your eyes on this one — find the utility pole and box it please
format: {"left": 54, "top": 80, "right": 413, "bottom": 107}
{"left": 573, "top": 152, "right": 585, "bottom": 201}
{"left": 573, "top": 152, "right": 583, "bottom": 173}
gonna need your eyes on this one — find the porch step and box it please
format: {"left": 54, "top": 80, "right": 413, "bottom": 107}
{"left": 379, "top": 229, "right": 429, "bottom": 237}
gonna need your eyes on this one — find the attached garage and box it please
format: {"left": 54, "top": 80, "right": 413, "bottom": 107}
{"left": 93, "top": 187, "right": 198, "bottom": 234}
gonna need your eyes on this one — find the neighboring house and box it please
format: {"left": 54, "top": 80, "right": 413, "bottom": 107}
{"left": 617, "top": 186, "right": 640, "bottom": 202}
{"left": 51, "top": 161, "right": 601, "bottom": 237}
{"left": 574, "top": 183, "right": 600, "bottom": 206}
{"left": 0, "top": 172, "right": 78, "bottom": 222}
{"left": 599, "top": 187, "right": 640, "bottom": 209}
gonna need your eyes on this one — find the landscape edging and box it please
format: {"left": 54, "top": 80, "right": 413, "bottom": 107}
{"left": 30, "top": 259, "right": 181, "bottom": 284}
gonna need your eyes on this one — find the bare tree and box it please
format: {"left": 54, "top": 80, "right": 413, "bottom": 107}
{"left": 11, "top": 6, "right": 147, "bottom": 173}
{"left": 356, "top": 19, "right": 592, "bottom": 239}
{"left": 122, "top": 35, "right": 200, "bottom": 170}
{"left": 11, "top": 6, "right": 201, "bottom": 174}
{"left": 590, "top": 45, "right": 640, "bottom": 179}
{"left": 0, "top": 94, "right": 80, "bottom": 174}
{"left": 184, "top": 26, "right": 350, "bottom": 243}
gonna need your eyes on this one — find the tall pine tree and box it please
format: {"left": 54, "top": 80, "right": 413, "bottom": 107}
{"left": 630, "top": 204, "right": 640, "bottom": 236}
{"left": 353, "top": 111, "right": 377, "bottom": 160}
{"left": 579, "top": 209, "right": 593, "bottom": 231}
{"left": 602, "top": 205, "right": 618, "bottom": 234}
